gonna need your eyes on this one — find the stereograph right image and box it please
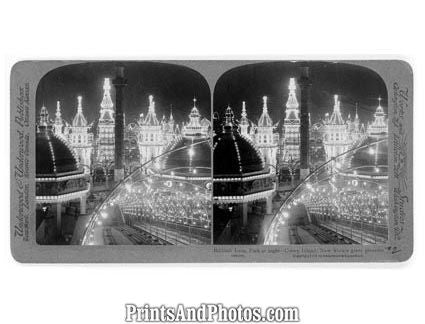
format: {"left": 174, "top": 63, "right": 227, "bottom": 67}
{"left": 212, "top": 62, "right": 389, "bottom": 245}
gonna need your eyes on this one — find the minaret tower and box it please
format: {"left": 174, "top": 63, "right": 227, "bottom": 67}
{"left": 53, "top": 101, "right": 64, "bottom": 137}
{"left": 368, "top": 97, "right": 388, "bottom": 138}
{"left": 323, "top": 94, "right": 350, "bottom": 160}
{"left": 70, "top": 96, "right": 93, "bottom": 172}
{"left": 354, "top": 103, "right": 360, "bottom": 131}
{"left": 138, "top": 95, "right": 164, "bottom": 165}
{"left": 239, "top": 101, "right": 250, "bottom": 137}
{"left": 283, "top": 78, "right": 301, "bottom": 163}
{"left": 163, "top": 106, "right": 176, "bottom": 142}
{"left": 97, "top": 78, "right": 115, "bottom": 164}
{"left": 169, "top": 106, "right": 175, "bottom": 131}
{"left": 255, "top": 96, "right": 277, "bottom": 168}
{"left": 38, "top": 105, "right": 50, "bottom": 129}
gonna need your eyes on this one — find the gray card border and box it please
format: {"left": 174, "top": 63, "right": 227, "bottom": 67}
{"left": 10, "top": 60, "right": 413, "bottom": 263}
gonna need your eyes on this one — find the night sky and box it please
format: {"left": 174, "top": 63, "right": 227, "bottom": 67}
{"left": 213, "top": 61, "right": 388, "bottom": 126}
{"left": 36, "top": 62, "right": 211, "bottom": 127}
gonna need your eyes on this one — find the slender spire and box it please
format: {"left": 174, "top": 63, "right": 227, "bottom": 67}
{"left": 143, "top": 95, "right": 159, "bottom": 126}
{"left": 241, "top": 101, "right": 247, "bottom": 118}
{"left": 286, "top": 77, "right": 299, "bottom": 110}
{"left": 262, "top": 96, "right": 268, "bottom": 112}
{"left": 334, "top": 95, "right": 340, "bottom": 112}
{"left": 148, "top": 95, "right": 155, "bottom": 112}
{"left": 73, "top": 96, "right": 88, "bottom": 127}
{"left": 53, "top": 101, "right": 63, "bottom": 135}
{"left": 329, "top": 94, "right": 344, "bottom": 125}
{"left": 190, "top": 97, "right": 200, "bottom": 115}
{"left": 354, "top": 103, "right": 360, "bottom": 127}
{"left": 100, "top": 78, "right": 114, "bottom": 110}
{"left": 169, "top": 105, "right": 174, "bottom": 121}
{"left": 258, "top": 96, "right": 273, "bottom": 127}
{"left": 376, "top": 96, "right": 384, "bottom": 114}
{"left": 239, "top": 101, "right": 249, "bottom": 136}
{"left": 77, "top": 95, "right": 83, "bottom": 112}
{"left": 55, "top": 101, "right": 62, "bottom": 119}
{"left": 285, "top": 77, "right": 300, "bottom": 121}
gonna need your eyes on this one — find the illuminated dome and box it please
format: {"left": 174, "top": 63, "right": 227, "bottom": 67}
{"left": 80, "top": 141, "right": 212, "bottom": 246}
{"left": 162, "top": 136, "right": 211, "bottom": 178}
{"left": 264, "top": 138, "right": 389, "bottom": 245}
{"left": 36, "top": 128, "right": 79, "bottom": 175}
{"left": 346, "top": 137, "right": 388, "bottom": 176}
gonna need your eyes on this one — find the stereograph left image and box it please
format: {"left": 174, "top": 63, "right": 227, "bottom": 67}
{"left": 35, "top": 62, "right": 212, "bottom": 245}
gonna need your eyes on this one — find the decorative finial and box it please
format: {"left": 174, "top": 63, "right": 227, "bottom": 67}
{"left": 225, "top": 105, "right": 234, "bottom": 126}
{"left": 193, "top": 97, "right": 197, "bottom": 107}
{"left": 289, "top": 78, "right": 296, "bottom": 91}
{"left": 39, "top": 105, "right": 50, "bottom": 127}
{"left": 241, "top": 101, "right": 247, "bottom": 118}
{"left": 378, "top": 96, "right": 382, "bottom": 106}
{"left": 56, "top": 101, "right": 61, "bottom": 115}
{"left": 263, "top": 96, "right": 268, "bottom": 111}
{"left": 100, "top": 77, "right": 113, "bottom": 110}
{"left": 103, "top": 78, "right": 111, "bottom": 91}
{"left": 77, "top": 96, "right": 83, "bottom": 112}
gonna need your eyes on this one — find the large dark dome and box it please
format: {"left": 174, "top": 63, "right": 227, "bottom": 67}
{"left": 36, "top": 128, "right": 79, "bottom": 176}
{"left": 162, "top": 136, "right": 211, "bottom": 177}
{"left": 213, "top": 130, "right": 264, "bottom": 176}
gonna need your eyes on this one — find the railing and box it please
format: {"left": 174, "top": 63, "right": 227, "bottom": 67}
{"left": 80, "top": 139, "right": 212, "bottom": 245}
{"left": 264, "top": 137, "right": 388, "bottom": 245}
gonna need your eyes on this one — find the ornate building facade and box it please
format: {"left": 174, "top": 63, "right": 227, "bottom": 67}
{"left": 96, "top": 78, "right": 115, "bottom": 164}
{"left": 252, "top": 96, "right": 278, "bottom": 169}
{"left": 282, "top": 78, "right": 301, "bottom": 164}
{"left": 368, "top": 97, "right": 388, "bottom": 138}
{"left": 69, "top": 96, "right": 93, "bottom": 172}
{"left": 323, "top": 95, "right": 352, "bottom": 160}
{"left": 182, "top": 98, "right": 210, "bottom": 137}
{"left": 138, "top": 95, "right": 166, "bottom": 165}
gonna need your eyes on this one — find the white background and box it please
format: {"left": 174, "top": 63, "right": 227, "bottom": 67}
{"left": 1, "top": 1, "right": 424, "bottom": 323}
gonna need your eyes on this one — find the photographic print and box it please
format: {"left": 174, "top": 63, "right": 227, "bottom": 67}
{"left": 10, "top": 60, "right": 413, "bottom": 262}
{"left": 34, "top": 62, "right": 212, "bottom": 245}
{"left": 213, "top": 62, "right": 389, "bottom": 245}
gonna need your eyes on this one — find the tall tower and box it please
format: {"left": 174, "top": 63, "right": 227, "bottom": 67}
{"left": 298, "top": 67, "right": 312, "bottom": 179}
{"left": 255, "top": 96, "right": 277, "bottom": 168}
{"left": 323, "top": 94, "right": 351, "bottom": 160}
{"left": 53, "top": 101, "right": 64, "bottom": 137}
{"left": 97, "top": 78, "right": 115, "bottom": 164}
{"left": 368, "top": 97, "right": 388, "bottom": 138}
{"left": 112, "top": 66, "right": 127, "bottom": 181}
{"left": 138, "top": 95, "right": 164, "bottom": 165}
{"left": 38, "top": 105, "right": 50, "bottom": 128}
{"left": 239, "top": 101, "right": 249, "bottom": 136}
{"left": 182, "top": 98, "right": 208, "bottom": 137}
{"left": 69, "top": 96, "right": 93, "bottom": 172}
{"left": 282, "top": 78, "right": 301, "bottom": 163}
